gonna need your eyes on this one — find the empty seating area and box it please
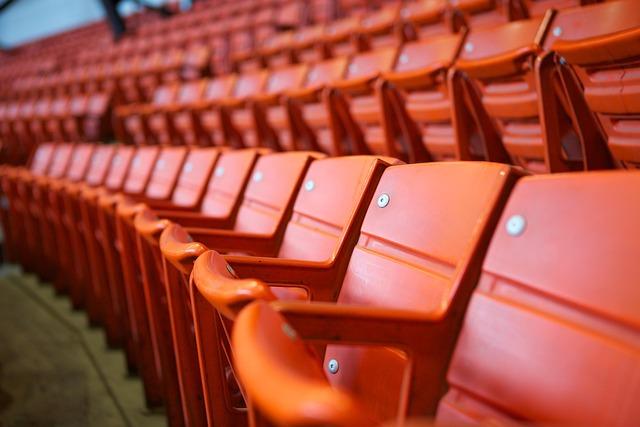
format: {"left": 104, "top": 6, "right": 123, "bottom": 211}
{"left": 0, "top": 0, "right": 638, "bottom": 426}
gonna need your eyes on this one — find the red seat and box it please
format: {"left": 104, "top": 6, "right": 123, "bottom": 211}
{"left": 169, "top": 154, "right": 395, "bottom": 427}
{"left": 542, "top": 0, "right": 640, "bottom": 169}
{"left": 224, "top": 161, "right": 521, "bottom": 424}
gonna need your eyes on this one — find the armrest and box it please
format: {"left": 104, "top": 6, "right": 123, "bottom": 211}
{"left": 185, "top": 228, "right": 279, "bottom": 256}
{"left": 552, "top": 27, "right": 640, "bottom": 65}
{"left": 218, "top": 97, "right": 246, "bottom": 109}
{"left": 224, "top": 255, "right": 339, "bottom": 299}
{"left": 273, "top": 300, "right": 440, "bottom": 348}
{"left": 154, "top": 210, "right": 235, "bottom": 229}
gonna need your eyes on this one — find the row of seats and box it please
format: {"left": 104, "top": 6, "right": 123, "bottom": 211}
{"left": 1, "top": 140, "right": 637, "bottom": 426}
{"left": 113, "top": 0, "right": 640, "bottom": 173}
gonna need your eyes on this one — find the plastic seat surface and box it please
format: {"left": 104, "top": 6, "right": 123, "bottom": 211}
{"left": 438, "top": 170, "right": 640, "bottom": 426}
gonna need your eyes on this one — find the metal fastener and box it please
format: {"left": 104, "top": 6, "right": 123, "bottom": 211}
{"left": 253, "top": 171, "right": 263, "bottom": 182}
{"left": 305, "top": 180, "right": 315, "bottom": 191}
{"left": 464, "top": 42, "right": 474, "bottom": 53}
{"left": 377, "top": 193, "right": 390, "bottom": 208}
{"left": 183, "top": 162, "right": 193, "bottom": 173}
{"left": 282, "top": 323, "right": 298, "bottom": 340}
{"left": 506, "top": 214, "right": 526, "bottom": 237}
{"left": 215, "top": 167, "right": 224, "bottom": 177}
{"left": 327, "top": 359, "right": 339, "bottom": 374}
{"left": 553, "top": 26, "right": 562, "bottom": 37}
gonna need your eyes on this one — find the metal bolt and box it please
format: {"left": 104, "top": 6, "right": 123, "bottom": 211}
{"left": 156, "top": 160, "right": 165, "bottom": 170}
{"left": 327, "top": 359, "right": 339, "bottom": 374}
{"left": 183, "top": 162, "right": 193, "bottom": 173}
{"left": 553, "top": 26, "right": 562, "bottom": 37}
{"left": 304, "top": 180, "right": 315, "bottom": 191}
{"left": 215, "top": 167, "right": 224, "bottom": 177}
{"left": 253, "top": 171, "right": 263, "bottom": 182}
{"left": 226, "top": 264, "right": 237, "bottom": 277}
{"left": 506, "top": 214, "right": 526, "bottom": 237}
{"left": 282, "top": 323, "right": 298, "bottom": 340}
{"left": 399, "top": 53, "right": 409, "bottom": 64}
{"left": 464, "top": 42, "right": 474, "bottom": 53}
{"left": 377, "top": 193, "right": 390, "bottom": 208}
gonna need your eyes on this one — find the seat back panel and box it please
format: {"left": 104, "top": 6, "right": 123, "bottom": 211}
{"left": 47, "top": 144, "right": 74, "bottom": 178}
{"left": 145, "top": 147, "right": 188, "bottom": 200}
{"left": 440, "top": 171, "right": 640, "bottom": 426}
{"left": 105, "top": 146, "right": 136, "bottom": 190}
{"left": 66, "top": 143, "right": 95, "bottom": 182}
{"left": 85, "top": 145, "right": 116, "bottom": 186}
{"left": 123, "top": 146, "right": 160, "bottom": 194}
{"left": 30, "top": 143, "right": 56, "bottom": 175}
{"left": 171, "top": 148, "right": 220, "bottom": 207}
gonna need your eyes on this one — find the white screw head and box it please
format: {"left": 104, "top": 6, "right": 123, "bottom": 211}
{"left": 464, "top": 42, "right": 474, "bottom": 53}
{"left": 215, "top": 166, "right": 224, "bottom": 177}
{"left": 282, "top": 323, "right": 298, "bottom": 340}
{"left": 399, "top": 53, "right": 409, "bottom": 64}
{"left": 113, "top": 155, "right": 121, "bottom": 166}
{"left": 377, "top": 193, "right": 390, "bottom": 208}
{"left": 327, "top": 359, "right": 339, "bottom": 374}
{"left": 253, "top": 171, "right": 263, "bottom": 182}
{"left": 183, "top": 162, "right": 193, "bottom": 173}
{"left": 304, "top": 180, "right": 315, "bottom": 191}
{"left": 506, "top": 214, "right": 526, "bottom": 237}
{"left": 553, "top": 26, "right": 562, "bottom": 37}
{"left": 133, "top": 157, "right": 140, "bottom": 167}
{"left": 156, "top": 160, "right": 165, "bottom": 170}
{"left": 349, "top": 63, "right": 358, "bottom": 74}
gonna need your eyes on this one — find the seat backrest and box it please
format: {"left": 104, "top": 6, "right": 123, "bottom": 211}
{"left": 123, "top": 145, "right": 160, "bottom": 195}
{"left": 439, "top": 171, "right": 640, "bottom": 426}
{"left": 170, "top": 147, "right": 220, "bottom": 207}
{"left": 232, "top": 69, "right": 268, "bottom": 100}
{"left": 176, "top": 80, "right": 206, "bottom": 106}
{"left": 104, "top": 145, "right": 136, "bottom": 191}
{"left": 324, "top": 162, "right": 518, "bottom": 421}
{"left": 264, "top": 64, "right": 308, "bottom": 95}
{"left": 457, "top": 17, "right": 544, "bottom": 75}
{"left": 66, "top": 143, "right": 95, "bottom": 182}
{"left": 200, "top": 149, "right": 262, "bottom": 217}
{"left": 29, "top": 143, "right": 56, "bottom": 175}
{"left": 393, "top": 33, "right": 463, "bottom": 74}
{"left": 542, "top": 0, "right": 640, "bottom": 57}
{"left": 277, "top": 156, "right": 394, "bottom": 262}
{"left": 232, "top": 152, "right": 319, "bottom": 234}
{"left": 151, "top": 84, "right": 178, "bottom": 106}
{"left": 85, "top": 144, "right": 116, "bottom": 186}
{"left": 145, "top": 146, "right": 188, "bottom": 200}
{"left": 345, "top": 47, "right": 398, "bottom": 81}
{"left": 203, "top": 75, "right": 236, "bottom": 102}
{"left": 304, "top": 57, "right": 349, "bottom": 89}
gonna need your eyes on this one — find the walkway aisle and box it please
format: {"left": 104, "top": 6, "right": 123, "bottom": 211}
{"left": 0, "top": 265, "right": 167, "bottom": 427}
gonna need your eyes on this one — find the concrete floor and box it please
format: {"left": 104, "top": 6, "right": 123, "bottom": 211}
{"left": 0, "top": 265, "right": 167, "bottom": 427}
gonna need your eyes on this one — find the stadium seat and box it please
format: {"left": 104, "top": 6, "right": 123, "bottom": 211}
{"left": 378, "top": 33, "right": 465, "bottom": 162}
{"left": 134, "top": 151, "right": 322, "bottom": 426}
{"left": 169, "top": 154, "right": 395, "bottom": 427}
{"left": 542, "top": 0, "right": 640, "bottom": 169}
{"left": 222, "top": 161, "right": 521, "bottom": 424}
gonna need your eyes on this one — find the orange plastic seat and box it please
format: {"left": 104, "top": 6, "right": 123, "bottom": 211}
{"left": 244, "top": 64, "right": 308, "bottom": 151}
{"left": 168, "top": 79, "right": 208, "bottom": 146}
{"left": 285, "top": 57, "right": 349, "bottom": 155}
{"left": 227, "top": 161, "right": 521, "bottom": 424}
{"left": 136, "top": 151, "right": 322, "bottom": 426}
{"left": 327, "top": 46, "right": 398, "bottom": 156}
{"left": 541, "top": 0, "right": 640, "bottom": 169}
{"left": 359, "top": 3, "right": 402, "bottom": 50}
{"left": 439, "top": 170, "right": 640, "bottom": 425}
{"left": 172, "top": 154, "right": 395, "bottom": 427}
{"left": 378, "top": 33, "right": 465, "bottom": 162}
{"left": 194, "top": 75, "right": 238, "bottom": 147}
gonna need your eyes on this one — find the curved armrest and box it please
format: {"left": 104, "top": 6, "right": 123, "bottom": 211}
{"left": 232, "top": 301, "right": 372, "bottom": 427}
{"left": 133, "top": 207, "right": 170, "bottom": 243}
{"left": 455, "top": 44, "right": 539, "bottom": 79}
{"left": 160, "top": 223, "right": 209, "bottom": 274}
{"left": 186, "top": 227, "right": 279, "bottom": 256}
{"left": 224, "top": 255, "right": 339, "bottom": 299}
{"left": 273, "top": 300, "right": 441, "bottom": 348}
{"left": 251, "top": 92, "right": 282, "bottom": 106}
{"left": 218, "top": 97, "right": 246, "bottom": 109}
{"left": 154, "top": 210, "right": 235, "bottom": 229}
{"left": 192, "top": 250, "right": 277, "bottom": 320}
